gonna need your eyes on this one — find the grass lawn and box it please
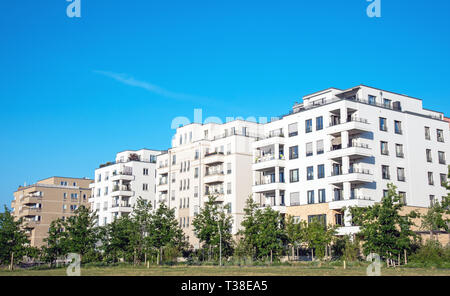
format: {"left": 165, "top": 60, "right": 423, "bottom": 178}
{"left": 1, "top": 262, "right": 449, "bottom": 276}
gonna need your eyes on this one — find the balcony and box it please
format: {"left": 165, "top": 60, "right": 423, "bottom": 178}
{"left": 111, "top": 203, "right": 133, "bottom": 213}
{"left": 253, "top": 154, "right": 286, "bottom": 171}
{"left": 253, "top": 134, "right": 285, "bottom": 149}
{"left": 111, "top": 172, "right": 135, "bottom": 182}
{"left": 18, "top": 207, "right": 42, "bottom": 217}
{"left": 328, "top": 197, "right": 375, "bottom": 210}
{"left": 23, "top": 220, "right": 40, "bottom": 229}
{"left": 257, "top": 204, "right": 287, "bottom": 214}
{"left": 328, "top": 168, "right": 373, "bottom": 184}
{"left": 327, "top": 117, "right": 371, "bottom": 136}
{"left": 111, "top": 185, "right": 134, "bottom": 197}
{"left": 327, "top": 143, "right": 372, "bottom": 160}
{"left": 203, "top": 152, "right": 225, "bottom": 165}
{"left": 158, "top": 164, "right": 169, "bottom": 174}
{"left": 335, "top": 226, "right": 361, "bottom": 236}
{"left": 253, "top": 181, "right": 286, "bottom": 193}
{"left": 204, "top": 171, "right": 225, "bottom": 184}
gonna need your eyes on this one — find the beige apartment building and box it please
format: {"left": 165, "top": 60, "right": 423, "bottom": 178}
{"left": 11, "top": 177, "right": 93, "bottom": 247}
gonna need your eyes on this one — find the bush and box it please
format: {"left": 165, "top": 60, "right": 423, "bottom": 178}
{"left": 409, "top": 240, "right": 450, "bottom": 268}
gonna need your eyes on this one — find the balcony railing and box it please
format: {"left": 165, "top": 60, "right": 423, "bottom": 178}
{"left": 112, "top": 185, "right": 131, "bottom": 192}
{"left": 205, "top": 171, "right": 224, "bottom": 177}
{"left": 254, "top": 154, "right": 285, "bottom": 164}
{"left": 329, "top": 117, "right": 369, "bottom": 127}
{"left": 204, "top": 151, "right": 224, "bottom": 158}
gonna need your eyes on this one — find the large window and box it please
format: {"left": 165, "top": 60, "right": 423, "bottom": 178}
{"left": 307, "top": 190, "right": 314, "bottom": 204}
{"left": 288, "top": 123, "right": 298, "bottom": 137}
{"left": 425, "top": 126, "right": 431, "bottom": 140}
{"left": 394, "top": 121, "right": 402, "bottom": 134}
{"left": 316, "top": 116, "right": 323, "bottom": 130}
{"left": 368, "top": 95, "right": 376, "bottom": 105}
{"left": 316, "top": 140, "right": 324, "bottom": 154}
{"left": 318, "top": 189, "right": 326, "bottom": 203}
{"left": 289, "top": 146, "right": 299, "bottom": 159}
{"left": 290, "top": 192, "right": 300, "bottom": 206}
{"left": 305, "top": 119, "right": 313, "bottom": 133}
{"left": 290, "top": 169, "right": 299, "bottom": 183}
{"left": 437, "top": 129, "right": 444, "bottom": 142}
{"left": 318, "top": 164, "right": 325, "bottom": 179}
{"left": 397, "top": 168, "right": 405, "bottom": 182}
{"left": 438, "top": 151, "right": 446, "bottom": 164}
{"left": 396, "top": 144, "right": 404, "bottom": 158}
{"left": 380, "top": 141, "right": 389, "bottom": 155}
{"left": 307, "top": 166, "right": 314, "bottom": 180}
{"left": 382, "top": 165, "right": 390, "bottom": 180}
{"left": 306, "top": 142, "right": 313, "bottom": 157}
{"left": 428, "top": 172, "right": 434, "bottom": 185}
{"left": 379, "top": 117, "right": 387, "bottom": 131}
{"left": 426, "top": 149, "right": 432, "bottom": 162}
{"left": 308, "top": 214, "right": 326, "bottom": 226}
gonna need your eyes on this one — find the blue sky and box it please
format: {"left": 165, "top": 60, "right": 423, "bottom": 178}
{"left": 1, "top": 0, "right": 450, "bottom": 207}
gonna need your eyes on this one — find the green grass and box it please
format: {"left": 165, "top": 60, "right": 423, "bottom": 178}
{"left": 1, "top": 262, "right": 450, "bottom": 276}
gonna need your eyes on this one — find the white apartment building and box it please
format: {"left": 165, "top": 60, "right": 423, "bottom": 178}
{"left": 252, "top": 85, "right": 449, "bottom": 236}
{"left": 155, "top": 120, "right": 261, "bottom": 248}
{"left": 89, "top": 149, "right": 162, "bottom": 226}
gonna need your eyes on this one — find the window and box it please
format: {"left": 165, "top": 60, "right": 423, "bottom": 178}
{"left": 428, "top": 172, "right": 434, "bottom": 185}
{"left": 394, "top": 121, "right": 402, "bottom": 134}
{"left": 438, "top": 151, "right": 446, "bottom": 164}
{"left": 227, "top": 163, "right": 232, "bottom": 174}
{"left": 289, "top": 146, "right": 298, "bottom": 159}
{"left": 379, "top": 117, "right": 387, "bottom": 131}
{"left": 307, "top": 166, "right": 314, "bottom": 180}
{"left": 288, "top": 123, "right": 298, "bottom": 137}
{"left": 63, "top": 193, "right": 67, "bottom": 200}
{"left": 316, "top": 116, "right": 323, "bottom": 130}
{"left": 335, "top": 214, "right": 344, "bottom": 226}
{"left": 440, "top": 174, "right": 447, "bottom": 187}
{"left": 430, "top": 195, "right": 436, "bottom": 206}
{"left": 172, "top": 155, "right": 176, "bottom": 165}
{"left": 143, "top": 183, "right": 148, "bottom": 191}
{"left": 290, "top": 192, "right": 300, "bottom": 206}
{"left": 368, "top": 95, "right": 376, "bottom": 105}
{"left": 316, "top": 140, "right": 324, "bottom": 155}
{"left": 318, "top": 189, "right": 326, "bottom": 203}
{"left": 437, "top": 129, "right": 444, "bottom": 142}
{"left": 382, "top": 165, "right": 390, "bottom": 180}
{"left": 317, "top": 164, "right": 325, "bottom": 179}
{"left": 306, "top": 142, "right": 313, "bottom": 157}
{"left": 290, "top": 169, "right": 299, "bottom": 183}
{"left": 305, "top": 119, "right": 313, "bottom": 133}
{"left": 308, "top": 214, "right": 326, "bottom": 226}
{"left": 307, "top": 190, "right": 314, "bottom": 204}
{"left": 227, "top": 182, "right": 232, "bottom": 194}
{"left": 380, "top": 141, "right": 389, "bottom": 155}
{"left": 383, "top": 98, "right": 391, "bottom": 108}
{"left": 143, "top": 168, "right": 149, "bottom": 175}
{"left": 194, "top": 186, "right": 198, "bottom": 197}
{"left": 396, "top": 144, "right": 404, "bottom": 158}
{"left": 425, "top": 127, "right": 431, "bottom": 140}
{"left": 426, "top": 149, "right": 432, "bottom": 162}
{"left": 399, "top": 192, "right": 407, "bottom": 205}
{"left": 397, "top": 168, "right": 405, "bottom": 182}
{"left": 172, "top": 172, "right": 176, "bottom": 183}
{"left": 195, "top": 150, "right": 199, "bottom": 159}
{"left": 194, "top": 168, "right": 199, "bottom": 178}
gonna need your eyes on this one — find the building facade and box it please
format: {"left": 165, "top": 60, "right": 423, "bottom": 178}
{"left": 252, "top": 85, "right": 449, "bottom": 236}
{"left": 11, "top": 177, "right": 93, "bottom": 247}
{"left": 89, "top": 149, "right": 162, "bottom": 226}
{"left": 155, "top": 121, "right": 261, "bottom": 248}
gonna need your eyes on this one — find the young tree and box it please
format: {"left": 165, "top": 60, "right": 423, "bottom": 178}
{"left": 60, "top": 206, "right": 99, "bottom": 263}
{"left": 101, "top": 216, "right": 136, "bottom": 263}
{"left": 350, "top": 183, "right": 418, "bottom": 263}
{"left": 130, "top": 197, "right": 153, "bottom": 264}
{"left": 285, "top": 215, "right": 305, "bottom": 259}
{"left": 192, "top": 195, "right": 234, "bottom": 261}
{"left": 0, "top": 206, "right": 30, "bottom": 269}
{"left": 254, "top": 207, "right": 286, "bottom": 261}
{"left": 238, "top": 196, "right": 260, "bottom": 258}
{"left": 303, "top": 218, "right": 336, "bottom": 260}
{"left": 148, "top": 202, "right": 187, "bottom": 264}
{"left": 43, "top": 218, "right": 66, "bottom": 266}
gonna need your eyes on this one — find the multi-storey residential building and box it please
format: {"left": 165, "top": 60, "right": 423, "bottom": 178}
{"left": 252, "top": 85, "right": 449, "bottom": 236}
{"left": 89, "top": 149, "right": 162, "bottom": 226}
{"left": 11, "top": 177, "right": 93, "bottom": 247}
{"left": 156, "top": 120, "right": 261, "bottom": 248}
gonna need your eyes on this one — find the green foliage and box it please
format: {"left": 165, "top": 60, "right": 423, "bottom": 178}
{"left": 332, "top": 235, "right": 360, "bottom": 261}
{"left": 409, "top": 240, "right": 450, "bottom": 268}
{"left": 192, "top": 195, "right": 234, "bottom": 260}
{"left": 42, "top": 218, "right": 66, "bottom": 265}
{"left": 349, "top": 183, "right": 418, "bottom": 260}
{"left": 239, "top": 196, "right": 286, "bottom": 260}
{"left": 0, "top": 206, "right": 30, "bottom": 266}
{"left": 303, "top": 219, "right": 336, "bottom": 259}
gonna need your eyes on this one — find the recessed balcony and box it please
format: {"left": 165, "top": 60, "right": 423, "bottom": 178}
{"left": 111, "top": 172, "right": 135, "bottom": 182}
{"left": 328, "top": 144, "right": 372, "bottom": 160}
{"left": 253, "top": 155, "right": 286, "bottom": 171}
{"left": 328, "top": 169, "right": 374, "bottom": 184}
{"left": 203, "top": 152, "right": 225, "bottom": 165}
{"left": 204, "top": 172, "right": 225, "bottom": 184}
{"left": 253, "top": 134, "right": 285, "bottom": 149}
{"left": 328, "top": 197, "right": 375, "bottom": 210}
{"left": 327, "top": 118, "right": 372, "bottom": 136}
{"left": 335, "top": 226, "right": 361, "bottom": 236}
{"left": 111, "top": 186, "right": 134, "bottom": 197}
{"left": 111, "top": 204, "right": 133, "bottom": 213}
{"left": 253, "top": 181, "right": 286, "bottom": 193}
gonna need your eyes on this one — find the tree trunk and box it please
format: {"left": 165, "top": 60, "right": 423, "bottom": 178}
{"left": 9, "top": 252, "right": 14, "bottom": 271}
{"left": 343, "top": 260, "right": 346, "bottom": 269}
{"left": 404, "top": 249, "right": 407, "bottom": 265}
{"left": 270, "top": 250, "right": 273, "bottom": 264}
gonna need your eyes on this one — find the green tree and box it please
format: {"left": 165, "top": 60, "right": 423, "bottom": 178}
{"left": 129, "top": 197, "right": 153, "bottom": 264}
{"left": 303, "top": 218, "right": 336, "bottom": 260}
{"left": 148, "top": 202, "right": 187, "bottom": 264}
{"left": 101, "top": 216, "right": 136, "bottom": 263}
{"left": 59, "top": 206, "right": 99, "bottom": 263}
{"left": 350, "top": 183, "right": 418, "bottom": 262}
{"left": 0, "top": 206, "right": 30, "bottom": 269}
{"left": 285, "top": 215, "right": 305, "bottom": 259}
{"left": 192, "top": 195, "right": 234, "bottom": 261}
{"left": 43, "top": 218, "right": 66, "bottom": 266}
{"left": 238, "top": 196, "right": 260, "bottom": 258}
{"left": 254, "top": 207, "right": 286, "bottom": 261}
